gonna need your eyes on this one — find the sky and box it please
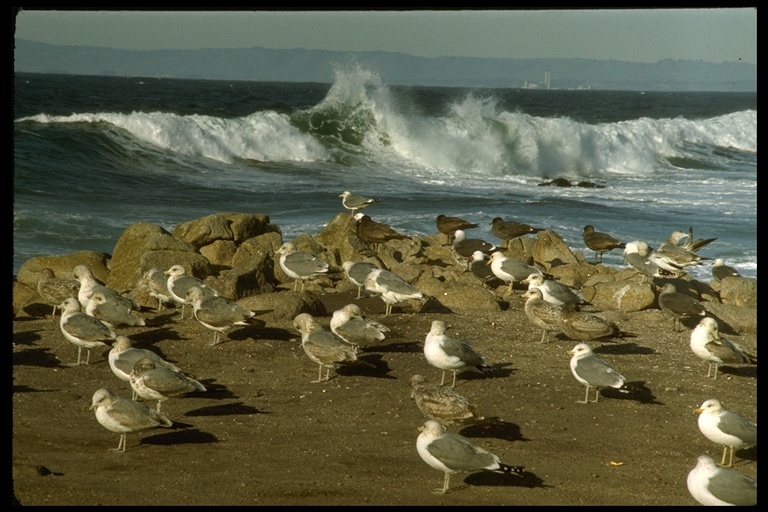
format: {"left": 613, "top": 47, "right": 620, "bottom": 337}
{"left": 13, "top": 8, "right": 757, "bottom": 65}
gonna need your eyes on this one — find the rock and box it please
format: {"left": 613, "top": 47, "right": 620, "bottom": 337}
{"left": 530, "top": 230, "right": 579, "bottom": 269}
{"left": 16, "top": 251, "right": 110, "bottom": 291}
{"left": 718, "top": 276, "right": 757, "bottom": 307}
{"left": 173, "top": 213, "right": 275, "bottom": 249}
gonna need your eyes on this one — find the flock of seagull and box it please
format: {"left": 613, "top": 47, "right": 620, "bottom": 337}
{"left": 31, "top": 189, "right": 755, "bottom": 503}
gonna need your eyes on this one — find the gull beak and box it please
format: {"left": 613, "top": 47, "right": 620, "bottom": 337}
{"left": 694, "top": 407, "right": 704, "bottom": 415}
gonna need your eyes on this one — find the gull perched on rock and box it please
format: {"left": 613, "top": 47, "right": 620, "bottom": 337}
{"left": 490, "top": 216, "right": 544, "bottom": 248}
{"left": 276, "top": 242, "right": 334, "bottom": 292}
{"left": 410, "top": 374, "right": 484, "bottom": 427}
{"left": 36, "top": 267, "right": 79, "bottom": 318}
{"left": 186, "top": 286, "right": 261, "bottom": 346}
{"left": 330, "top": 303, "right": 390, "bottom": 347}
{"left": 558, "top": 303, "right": 636, "bottom": 342}
{"left": 73, "top": 263, "right": 140, "bottom": 312}
{"left": 567, "top": 342, "right": 626, "bottom": 404}
{"left": 424, "top": 320, "right": 491, "bottom": 388}
{"left": 109, "top": 336, "right": 185, "bottom": 400}
{"left": 353, "top": 213, "right": 407, "bottom": 251}
{"left": 129, "top": 357, "right": 207, "bottom": 413}
{"left": 658, "top": 230, "right": 713, "bottom": 267}
{"left": 452, "top": 229, "right": 497, "bottom": 270}
{"left": 436, "top": 214, "right": 478, "bottom": 245}
{"left": 164, "top": 264, "right": 218, "bottom": 319}
{"left": 58, "top": 297, "right": 116, "bottom": 366}
{"left": 292, "top": 313, "right": 372, "bottom": 383}
{"left": 339, "top": 190, "right": 379, "bottom": 217}
{"left": 686, "top": 454, "right": 756, "bottom": 506}
{"left": 657, "top": 283, "right": 707, "bottom": 331}
{"left": 711, "top": 258, "right": 741, "bottom": 282}
{"left": 581, "top": 225, "right": 625, "bottom": 263}
{"left": 468, "top": 251, "right": 505, "bottom": 289}
{"left": 416, "top": 420, "right": 524, "bottom": 494}
{"left": 523, "top": 273, "right": 586, "bottom": 307}
{"left": 695, "top": 398, "right": 756, "bottom": 468}
{"left": 521, "top": 288, "right": 562, "bottom": 343}
{"left": 137, "top": 268, "right": 173, "bottom": 312}
{"left": 342, "top": 260, "right": 379, "bottom": 299}
{"left": 86, "top": 291, "right": 146, "bottom": 328}
{"left": 689, "top": 317, "right": 756, "bottom": 380}
{"left": 363, "top": 268, "right": 423, "bottom": 317}
{"left": 90, "top": 388, "right": 173, "bottom": 453}
{"left": 487, "top": 251, "right": 543, "bottom": 294}
{"left": 623, "top": 240, "right": 686, "bottom": 281}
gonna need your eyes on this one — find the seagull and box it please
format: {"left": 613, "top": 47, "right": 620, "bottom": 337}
{"left": 363, "top": 268, "right": 423, "bottom": 317}
{"left": 342, "top": 260, "right": 379, "bottom": 299}
{"left": 523, "top": 273, "right": 586, "bottom": 307}
{"left": 292, "top": 313, "right": 372, "bottom": 383}
{"left": 558, "top": 303, "right": 636, "bottom": 342}
{"left": 339, "top": 190, "right": 379, "bottom": 217}
{"left": 129, "top": 357, "right": 207, "bottom": 413}
{"left": 658, "top": 230, "right": 712, "bottom": 267}
{"left": 581, "top": 225, "right": 625, "bottom": 263}
{"left": 73, "top": 263, "right": 140, "bottom": 312}
{"left": 487, "top": 251, "right": 543, "bottom": 294}
{"left": 623, "top": 241, "right": 686, "bottom": 281}
{"left": 436, "top": 215, "right": 478, "bottom": 245}
{"left": 521, "top": 288, "right": 562, "bottom": 343}
{"left": 36, "top": 267, "right": 79, "bottom": 318}
{"left": 58, "top": 297, "right": 116, "bottom": 366}
{"left": 424, "top": 320, "right": 491, "bottom": 388}
{"left": 677, "top": 226, "right": 718, "bottom": 252}
{"left": 185, "top": 286, "right": 261, "bottom": 346}
{"left": 490, "top": 216, "right": 544, "bottom": 248}
{"left": 90, "top": 388, "right": 173, "bottom": 453}
{"left": 108, "top": 336, "right": 185, "bottom": 400}
{"left": 416, "top": 420, "right": 524, "bottom": 494}
{"left": 85, "top": 291, "right": 146, "bottom": 328}
{"left": 711, "top": 258, "right": 741, "bottom": 282}
{"left": 137, "top": 268, "right": 173, "bottom": 312}
{"left": 656, "top": 283, "right": 707, "bottom": 331}
{"left": 689, "top": 317, "right": 756, "bottom": 380}
{"left": 686, "top": 454, "right": 756, "bottom": 506}
{"left": 452, "top": 230, "right": 497, "bottom": 270}
{"left": 276, "top": 242, "right": 334, "bottom": 292}
{"left": 695, "top": 398, "right": 756, "bottom": 468}
{"left": 567, "top": 342, "right": 626, "bottom": 404}
{"left": 330, "top": 303, "right": 390, "bottom": 347}
{"left": 410, "top": 374, "right": 484, "bottom": 427}
{"left": 467, "top": 251, "right": 505, "bottom": 288}
{"left": 164, "top": 264, "right": 218, "bottom": 319}
{"left": 353, "top": 213, "right": 407, "bottom": 251}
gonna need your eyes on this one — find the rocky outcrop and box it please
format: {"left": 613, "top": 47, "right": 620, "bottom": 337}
{"left": 13, "top": 212, "right": 757, "bottom": 334}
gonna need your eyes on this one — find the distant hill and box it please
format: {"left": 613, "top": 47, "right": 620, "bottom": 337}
{"left": 13, "top": 39, "right": 756, "bottom": 92}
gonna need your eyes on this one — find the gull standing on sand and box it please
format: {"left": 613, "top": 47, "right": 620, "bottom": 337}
{"left": 58, "top": 297, "right": 116, "bottom": 366}
{"left": 521, "top": 288, "right": 562, "bottom": 343}
{"left": 363, "top": 268, "right": 423, "bottom": 317}
{"left": 109, "top": 336, "right": 185, "bottom": 400}
{"left": 581, "top": 225, "right": 625, "bottom": 263}
{"left": 567, "top": 342, "right": 626, "bottom": 404}
{"left": 90, "top": 388, "right": 173, "bottom": 453}
{"left": 424, "top": 320, "right": 490, "bottom": 388}
{"left": 164, "top": 264, "right": 218, "bottom": 319}
{"left": 657, "top": 283, "right": 707, "bottom": 331}
{"left": 487, "top": 251, "right": 543, "bottom": 294}
{"left": 185, "top": 286, "right": 260, "bottom": 346}
{"left": 436, "top": 214, "right": 478, "bottom": 245}
{"left": 330, "top": 303, "right": 390, "bottom": 347}
{"left": 339, "top": 190, "right": 379, "bottom": 217}
{"left": 523, "top": 273, "right": 586, "bottom": 307}
{"left": 129, "top": 357, "right": 207, "bottom": 413}
{"left": 689, "top": 317, "right": 756, "bottom": 380}
{"left": 86, "top": 291, "right": 146, "bottom": 328}
{"left": 695, "top": 398, "right": 756, "bottom": 468}
{"left": 410, "top": 374, "right": 485, "bottom": 427}
{"left": 36, "top": 267, "right": 80, "bottom": 318}
{"left": 686, "top": 454, "right": 756, "bottom": 506}
{"left": 276, "top": 242, "right": 334, "bottom": 292}
{"left": 416, "top": 420, "right": 524, "bottom": 494}
{"left": 73, "top": 263, "right": 140, "bottom": 312}
{"left": 342, "top": 260, "right": 379, "bottom": 299}
{"left": 622, "top": 240, "right": 686, "bottom": 281}
{"left": 558, "top": 303, "right": 636, "bottom": 342}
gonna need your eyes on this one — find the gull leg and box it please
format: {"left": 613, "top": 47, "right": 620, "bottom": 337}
{"left": 85, "top": 349, "right": 92, "bottom": 365}
{"left": 592, "top": 387, "right": 600, "bottom": 403}
{"left": 576, "top": 385, "right": 590, "bottom": 404}
{"left": 451, "top": 371, "right": 457, "bottom": 388}
{"left": 440, "top": 371, "right": 446, "bottom": 386}
{"left": 718, "top": 446, "right": 729, "bottom": 467}
{"left": 110, "top": 433, "right": 127, "bottom": 452}
{"left": 432, "top": 472, "right": 451, "bottom": 494}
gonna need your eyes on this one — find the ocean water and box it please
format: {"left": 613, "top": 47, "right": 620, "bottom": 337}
{"left": 13, "top": 68, "right": 757, "bottom": 281}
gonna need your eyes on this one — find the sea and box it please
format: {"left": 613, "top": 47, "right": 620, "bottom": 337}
{"left": 13, "top": 68, "right": 757, "bottom": 282}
